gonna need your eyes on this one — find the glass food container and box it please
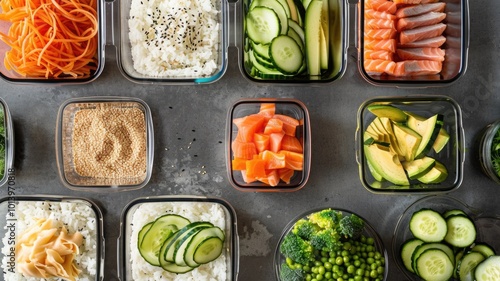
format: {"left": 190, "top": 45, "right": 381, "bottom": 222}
{"left": 226, "top": 98, "right": 311, "bottom": 192}
{"left": 478, "top": 120, "right": 500, "bottom": 185}
{"left": 55, "top": 96, "right": 154, "bottom": 192}
{"left": 0, "top": 98, "right": 14, "bottom": 187}
{"left": 0, "top": 195, "right": 105, "bottom": 281}
{"left": 118, "top": 195, "right": 239, "bottom": 281}
{"left": 356, "top": 95, "right": 465, "bottom": 193}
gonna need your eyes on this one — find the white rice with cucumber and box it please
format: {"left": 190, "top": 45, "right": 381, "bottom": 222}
{"left": 129, "top": 202, "right": 227, "bottom": 281}
{"left": 128, "top": 0, "right": 220, "bottom": 77}
{"left": 0, "top": 201, "right": 98, "bottom": 281}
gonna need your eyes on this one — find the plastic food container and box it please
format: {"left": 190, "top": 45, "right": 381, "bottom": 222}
{"left": 0, "top": 98, "right": 14, "bottom": 187}
{"left": 478, "top": 120, "right": 500, "bottom": 185}
{"left": 274, "top": 207, "right": 388, "bottom": 281}
{"left": 55, "top": 96, "right": 154, "bottom": 191}
{"left": 0, "top": 195, "right": 105, "bottom": 281}
{"left": 355, "top": 95, "right": 464, "bottom": 193}
{"left": 392, "top": 195, "right": 500, "bottom": 280}
{"left": 118, "top": 195, "right": 239, "bottom": 281}
{"left": 226, "top": 98, "right": 311, "bottom": 192}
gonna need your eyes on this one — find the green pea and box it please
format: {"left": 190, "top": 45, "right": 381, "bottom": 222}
{"left": 304, "top": 265, "right": 311, "bottom": 272}
{"left": 377, "top": 266, "right": 384, "bottom": 275}
{"left": 324, "top": 262, "right": 333, "bottom": 271}
{"left": 325, "top": 272, "right": 332, "bottom": 279}
{"left": 370, "top": 270, "right": 378, "bottom": 278}
{"left": 336, "top": 257, "right": 344, "bottom": 265}
{"left": 347, "top": 265, "right": 356, "bottom": 274}
{"left": 318, "top": 266, "right": 326, "bottom": 275}
{"left": 316, "top": 274, "right": 324, "bottom": 281}
{"left": 366, "top": 237, "right": 374, "bottom": 245}
{"left": 356, "top": 268, "right": 365, "bottom": 276}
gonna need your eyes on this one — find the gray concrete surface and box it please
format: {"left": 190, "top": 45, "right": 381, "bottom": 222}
{"left": 0, "top": 1, "right": 499, "bottom": 280}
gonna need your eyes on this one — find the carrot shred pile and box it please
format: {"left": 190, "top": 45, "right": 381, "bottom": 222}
{"left": 0, "top": 0, "right": 98, "bottom": 78}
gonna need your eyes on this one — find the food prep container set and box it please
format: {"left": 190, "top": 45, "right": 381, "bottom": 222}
{"left": 3, "top": 0, "right": 500, "bottom": 280}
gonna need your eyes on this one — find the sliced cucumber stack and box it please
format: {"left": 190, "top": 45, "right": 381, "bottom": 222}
{"left": 137, "top": 214, "right": 226, "bottom": 274}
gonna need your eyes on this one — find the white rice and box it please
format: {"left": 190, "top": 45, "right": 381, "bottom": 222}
{"left": 129, "top": 202, "right": 228, "bottom": 281}
{"left": 128, "top": 0, "right": 220, "bottom": 77}
{"left": 1, "top": 201, "right": 98, "bottom": 281}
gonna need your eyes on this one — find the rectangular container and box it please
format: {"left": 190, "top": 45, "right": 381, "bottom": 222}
{"left": 117, "top": 195, "right": 239, "bottom": 281}
{"left": 0, "top": 195, "right": 105, "bottom": 281}
{"left": 355, "top": 95, "right": 465, "bottom": 193}
{"left": 0, "top": 98, "right": 14, "bottom": 187}
{"left": 55, "top": 96, "right": 154, "bottom": 192}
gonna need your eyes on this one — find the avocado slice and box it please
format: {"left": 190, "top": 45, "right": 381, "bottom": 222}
{"left": 367, "top": 159, "right": 384, "bottom": 182}
{"left": 367, "top": 105, "right": 408, "bottom": 123}
{"left": 407, "top": 113, "right": 443, "bottom": 159}
{"left": 417, "top": 161, "right": 448, "bottom": 184}
{"left": 392, "top": 123, "right": 422, "bottom": 162}
{"left": 402, "top": 156, "right": 436, "bottom": 179}
{"left": 432, "top": 128, "right": 450, "bottom": 153}
{"left": 364, "top": 143, "right": 409, "bottom": 186}
{"left": 377, "top": 117, "right": 406, "bottom": 159}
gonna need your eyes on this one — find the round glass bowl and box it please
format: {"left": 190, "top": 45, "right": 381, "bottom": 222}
{"left": 274, "top": 207, "right": 388, "bottom": 281}
{"left": 0, "top": 98, "right": 14, "bottom": 187}
{"left": 226, "top": 98, "right": 311, "bottom": 192}
{"left": 0, "top": 195, "right": 105, "bottom": 281}
{"left": 356, "top": 95, "right": 465, "bottom": 194}
{"left": 478, "top": 120, "right": 500, "bottom": 185}
{"left": 55, "top": 96, "right": 154, "bottom": 192}
{"left": 392, "top": 195, "right": 500, "bottom": 280}
{"left": 118, "top": 195, "right": 239, "bottom": 281}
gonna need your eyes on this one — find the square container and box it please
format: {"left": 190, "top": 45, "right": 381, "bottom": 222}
{"left": 226, "top": 98, "right": 311, "bottom": 192}
{"left": 356, "top": 95, "right": 464, "bottom": 193}
{"left": 275, "top": 207, "right": 388, "bottom": 281}
{"left": 0, "top": 195, "right": 104, "bottom": 281}
{"left": 0, "top": 98, "right": 14, "bottom": 187}
{"left": 118, "top": 195, "right": 239, "bottom": 281}
{"left": 55, "top": 96, "right": 154, "bottom": 192}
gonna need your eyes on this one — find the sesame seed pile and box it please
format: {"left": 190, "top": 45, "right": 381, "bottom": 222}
{"left": 72, "top": 105, "right": 147, "bottom": 179}
{"left": 128, "top": 0, "right": 220, "bottom": 77}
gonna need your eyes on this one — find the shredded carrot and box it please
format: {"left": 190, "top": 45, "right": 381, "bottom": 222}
{"left": 0, "top": 0, "right": 98, "bottom": 78}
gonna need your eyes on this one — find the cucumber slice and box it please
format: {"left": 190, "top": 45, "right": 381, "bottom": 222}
{"left": 411, "top": 242, "right": 454, "bottom": 275}
{"left": 288, "top": 19, "right": 305, "bottom": 45}
{"left": 304, "top": 0, "right": 322, "bottom": 76}
{"left": 475, "top": 256, "right": 500, "bottom": 281}
{"left": 458, "top": 251, "right": 485, "bottom": 281}
{"left": 193, "top": 237, "right": 224, "bottom": 265}
{"left": 249, "top": 0, "right": 289, "bottom": 35}
{"left": 269, "top": 35, "right": 304, "bottom": 74}
{"left": 246, "top": 7, "right": 280, "bottom": 44}
{"left": 400, "top": 238, "right": 424, "bottom": 273}
{"left": 251, "top": 41, "right": 271, "bottom": 60}
{"left": 138, "top": 222, "right": 153, "bottom": 248}
{"left": 160, "top": 222, "right": 213, "bottom": 263}
{"left": 444, "top": 215, "right": 476, "bottom": 248}
{"left": 471, "top": 243, "right": 496, "bottom": 258}
{"left": 409, "top": 209, "right": 447, "bottom": 243}
{"left": 184, "top": 227, "right": 225, "bottom": 267}
{"left": 415, "top": 249, "right": 454, "bottom": 281}
{"left": 443, "top": 209, "right": 466, "bottom": 219}
{"left": 248, "top": 49, "right": 282, "bottom": 75}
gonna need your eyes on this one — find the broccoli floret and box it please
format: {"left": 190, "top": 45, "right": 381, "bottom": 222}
{"left": 292, "top": 219, "right": 319, "bottom": 240}
{"left": 308, "top": 209, "right": 342, "bottom": 230}
{"left": 339, "top": 214, "right": 365, "bottom": 239}
{"left": 279, "top": 233, "right": 314, "bottom": 265}
{"left": 279, "top": 262, "right": 305, "bottom": 281}
{"left": 309, "top": 228, "right": 342, "bottom": 252}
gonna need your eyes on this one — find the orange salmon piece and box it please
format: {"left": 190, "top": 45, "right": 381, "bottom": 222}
{"left": 245, "top": 158, "right": 267, "bottom": 178}
{"left": 365, "top": 18, "right": 396, "bottom": 29}
{"left": 365, "top": 0, "right": 397, "bottom": 14}
{"left": 364, "top": 50, "right": 394, "bottom": 61}
{"left": 258, "top": 103, "right": 276, "bottom": 120}
{"left": 396, "top": 12, "right": 446, "bottom": 31}
{"left": 261, "top": 150, "right": 286, "bottom": 169}
{"left": 279, "top": 150, "right": 304, "bottom": 171}
{"left": 234, "top": 113, "right": 266, "bottom": 142}
{"left": 232, "top": 139, "right": 257, "bottom": 160}
{"left": 395, "top": 3, "right": 446, "bottom": 18}
{"left": 278, "top": 168, "right": 295, "bottom": 184}
{"left": 257, "top": 170, "right": 280, "bottom": 186}
{"left": 281, "top": 135, "right": 303, "bottom": 153}
{"left": 393, "top": 0, "right": 422, "bottom": 4}
{"left": 365, "top": 39, "right": 397, "bottom": 52}
{"left": 391, "top": 60, "right": 443, "bottom": 77}
{"left": 398, "top": 35, "right": 446, "bottom": 48}
{"left": 253, "top": 133, "right": 270, "bottom": 153}
{"left": 269, "top": 131, "right": 285, "bottom": 153}
{"left": 241, "top": 170, "right": 257, "bottom": 183}
{"left": 273, "top": 114, "right": 299, "bottom": 136}
{"left": 399, "top": 23, "right": 446, "bottom": 44}
{"left": 396, "top": 47, "right": 445, "bottom": 61}
{"left": 263, "top": 118, "right": 284, "bottom": 134}
{"left": 364, "top": 28, "right": 397, "bottom": 40}
{"left": 364, "top": 59, "right": 396, "bottom": 75}
{"left": 232, "top": 158, "right": 247, "bottom": 170}
{"left": 365, "top": 9, "right": 397, "bottom": 20}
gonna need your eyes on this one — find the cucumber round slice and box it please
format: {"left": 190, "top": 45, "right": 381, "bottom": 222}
{"left": 458, "top": 251, "right": 485, "bottom": 281}
{"left": 193, "top": 237, "right": 224, "bottom": 265}
{"left": 269, "top": 35, "right": 304, "bottom": 75}
{"left": 246, "top": 7, "right": 280, "bottom": 44}
{"left": 137, "top": 222, "right": 153, "bottom": 248}
{"left": 475, "top": 256, "right": 500, "bottom": 281}
{"left": 471, "top": 243, "right": 496, "bottom": 258}
{"left": 444, "top": 215, "right": 476, "bottom": 248}
{"left": 409, "top": 209, "right": 447, "bottom": 243}
{"left": 184, "top": 227, "right": 225, "bottom": 267}
{"left": 400, "top": 238, "right": 424, "bottom": 273}
{"left": 411, "top": 242, "right": 454, "bottom": 275}
{"left": 415, "top": 249, "right": 454, "bottom": 281}
{"left": 443, "top": 209, "right": 466, "bottom": 219}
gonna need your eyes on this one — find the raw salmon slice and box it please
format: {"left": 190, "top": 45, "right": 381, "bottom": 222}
{"left": 234, "top": 113, "right": 266, "bottom": 142}
{"left": 391, "top": 60, "right": 442, "bottom": 76}
{"left": 273, "top": 114, "right": 299, "bottom": 136}
{"left": 253, "top": 133, "right": 270, "bottom": 153}
{"left": 395, "top": 3, "right": 446, "bottom": 18}
{"left": 258, "top": 103, "right": 275, "bottom": 120}
{"left": 263, "top": 118, "right": 283, "bottom": 134}
{"left": 279, "top": 150, "right": 304, "bottom": 171}
{"left": 393, "top": 0, "right": 422, "bottom": 4}
{"left": 397, "top": 47, "right": 445, "bottom": 61}
{"left": 365, "top": 18, "right": 396, "bottom": 29}
{"left": 396, "top": 12, "right": 446, "bottom": 32}
{"left": 232, "top": 139, "right": 257, "bottom": 160}
{"left": 365, "top": 0, "right": 397, "bottom": 14}
{"left": 365, "top": 9, "right": 397, "bottom": 20}
{"left": 399, "top": 23, "right": 446, "bottom": 44}
{"left": 365, "top": 38, "right": 397, "bottom": 53}
{"left": 398, "top": 35, "right": 446, "bottom": 48}
{"left": 261, "top": 150, "right": 286, "bottom": 170}
{"left": 278, "top": 168, "right": 294, "bottom": 184}
{"left": 365, "top": 28, "right": 397, "bottom": 40}
{"left": 280, "top": 135, "right": 303, "bottom": 153}
{"left": 364, "top": 49, "right": 394, "bottom": 61}
{"left": 364, "top": 59, "right": 396, "bottom": 75}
